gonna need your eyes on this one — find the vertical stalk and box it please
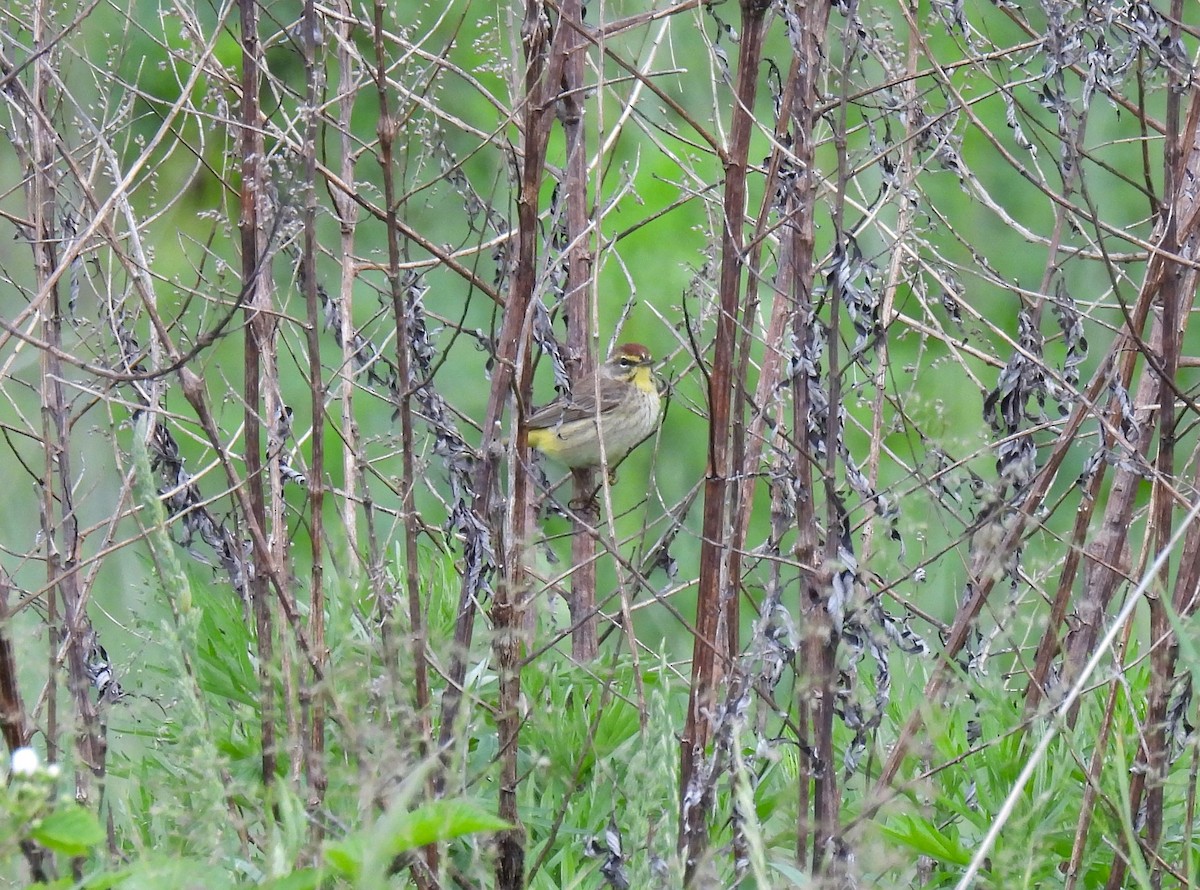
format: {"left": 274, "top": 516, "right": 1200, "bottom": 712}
{"left": 29, "top": 0, "right": 105, "bottom": 809}
{"left": 811, "top": 0, "right": 854, "bottom": 867}
{"left": 0, "top": 571, "right": 31, "bottom": 751}
{"left": 353, "top": 11, "right": 398, "bottom": 703}
{"left": 27, "top": 0, "right": 58, "bottom": 775}
{"left": 370, "top": 5, "right": 435, "bottom": 886}
{"left": 434, "top": 4, "right": 574, "bottom": 885}
{"left": 238, "top": 0, "right": 276, "bottom": 790}
{"left": 1144, "top": 11, "right": 1186, "bottom": 880}
{"left": 300, "top": 0, "right": 328, "bottom": 841}
{"left": 559, "top": 0, "right": 598, "bottom": 661}
{"left": 0, "top": 570, "right": 48, "bottom": 881}
{"left": 679, "top": 0, "right": 768, "bottom": 879}
{"left": 334, "top": 0, "right": 362, "bottom": 580}
{"left": 1106, "top": 22, "right": 1191, "bottom": 885}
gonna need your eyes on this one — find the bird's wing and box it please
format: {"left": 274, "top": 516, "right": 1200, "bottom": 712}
{"left": 526, "top": 377, "right": 622, "bottom": 428}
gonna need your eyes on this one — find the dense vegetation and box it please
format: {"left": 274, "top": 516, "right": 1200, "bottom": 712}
{"left": 1, "top": 0, "right": 1199, "bottom": 886}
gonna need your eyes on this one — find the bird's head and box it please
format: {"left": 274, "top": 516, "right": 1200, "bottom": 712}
{"left": 602, "top": 343, "right": 656, "bottom": 389}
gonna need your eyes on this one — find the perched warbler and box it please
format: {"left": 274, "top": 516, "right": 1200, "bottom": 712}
{"left": 524, "top": 343, "right": 661, "bottom": 469}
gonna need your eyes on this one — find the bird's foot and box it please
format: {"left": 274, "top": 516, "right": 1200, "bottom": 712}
{"left": 567, "top": 495, "right": 601, "bottom": 522}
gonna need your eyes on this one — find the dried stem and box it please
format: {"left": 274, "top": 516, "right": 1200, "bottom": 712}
{"left": 680, "top": 0, "right": 770, "bottom": 879}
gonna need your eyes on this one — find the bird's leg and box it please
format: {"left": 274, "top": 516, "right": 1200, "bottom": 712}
{"left": 569, "top": 467, "right": 616, "bottom": 513}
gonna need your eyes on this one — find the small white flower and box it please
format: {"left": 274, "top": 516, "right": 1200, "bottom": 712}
{"left": 10, "top": 747, "right": 40, "bottom": 776}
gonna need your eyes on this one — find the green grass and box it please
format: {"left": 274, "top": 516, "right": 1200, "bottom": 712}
{"left": 6, "top": 542, "right": 1189, "bottom": 889}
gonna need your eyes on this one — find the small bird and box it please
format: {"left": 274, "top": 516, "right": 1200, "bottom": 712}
{"left": 524, "top": 343, "right": 661, "bottom": 469}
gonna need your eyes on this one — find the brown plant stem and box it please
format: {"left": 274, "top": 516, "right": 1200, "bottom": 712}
{"left": 300, "top": 0, "right": 329, "bottom": 848}
{"left": 0, "top": 571, "right": 31, "bottom": 753}
{"left": 28, "top": 0, "right": 106, "bottom": 813}
{"left": 561, "top": 0, "right": 598, "bottom": 662}
{"left": 370, "top": 1, "right": 436, "bottom": 883}
{"left": 1105, "top": 50, "right": 1198, "bottom": 889}
{"left": 679, "top": 0, "right": 769, "bottom": 880}
{"left": 238, "top": 0, "right": 277, "bottom": 792}
{"left": 434, "top": 4, "right": 578, "bottom": 886}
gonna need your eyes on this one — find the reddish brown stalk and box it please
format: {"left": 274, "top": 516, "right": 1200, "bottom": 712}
{"left": 679, "top": 0, "right": 770, "bottom": 880}
{"left": 484, "top": 7, "right": 569, "bottom": 881}
{"left": 1060, "top": 317, "right": 1159, "bottom": 714}
{"left": 434, "top": 4, "right": 577, "bottom": 886}
{"left": 1023, "top": 458, "right": 1106, "bottom": 714}
{"left": 560, "top": 0, "right": 598, "bottom": 663}
{"left": 1135, "top": 77, "right": 1187, "bottom": 884}
{"left": 1106, "top": 56, "right": 1198, "bottom": 890}
{"left": 728, "top": 53, "right": 800, "bottom": 576}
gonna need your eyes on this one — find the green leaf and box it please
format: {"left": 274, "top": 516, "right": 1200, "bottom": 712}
{"left": 347, "top": 798, "right": 510, "bottom": 888}
{"left": 878, "top": 814, "right": 971, "bottom": 866}
{"left": 31, "top": 805, "right": 104, "bottom": 857}
{"left": 323, "top": 837, "right": 365, "bottom": 879}
{"left": 768, "top": 859, "right": 812, "bottom": 885}
{"left": 380, "top": 799, "right": 510, "bottom": 851}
